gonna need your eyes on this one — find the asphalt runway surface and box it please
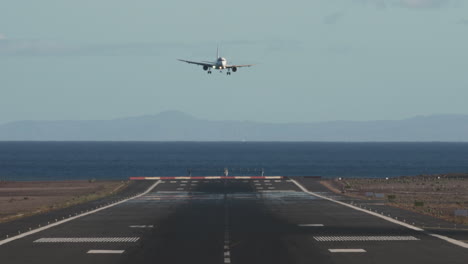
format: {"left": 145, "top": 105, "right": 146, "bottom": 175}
{"left": 0, "top": 178, "right": 467, "bottom": 264}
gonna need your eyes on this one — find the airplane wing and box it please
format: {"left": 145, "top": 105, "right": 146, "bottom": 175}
{"left": 178, "top": 59, "right": 214, "bottom": 67}
{"left": 226, "top": 64, "right": 255, "bottom": 68}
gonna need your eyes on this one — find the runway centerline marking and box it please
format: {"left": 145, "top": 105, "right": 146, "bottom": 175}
{"left": 87, "top": 250, "right": 125, "bottom": 254}
{"left": 329, "top": 249, "right": 366, "bottom": 253}
{"left": 224, "top": 193, "right": 231, "bottom": 264}
{"left": 0, "top": 181, "right": 160, "bottom": 246}
{"left": 129, "top": 225, "right": 154, "bottom": 228}
{"left": 298, "top": 224, "right": 324, "bottom": 227}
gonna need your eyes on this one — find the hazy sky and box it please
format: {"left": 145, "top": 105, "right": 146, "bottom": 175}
{"left": 1, "top": 0, "right": 467, "bottom": 124}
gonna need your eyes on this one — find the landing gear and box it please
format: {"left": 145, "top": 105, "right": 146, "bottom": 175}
{"left": 227, "top": 69, "right": 231, "bottom": 75}
{"left": 207, "top": 70, "right": 212, "bottom": 74}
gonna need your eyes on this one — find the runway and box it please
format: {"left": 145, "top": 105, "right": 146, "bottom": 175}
{"left": 0, "top": 178, "right": 467, "bottom": 264}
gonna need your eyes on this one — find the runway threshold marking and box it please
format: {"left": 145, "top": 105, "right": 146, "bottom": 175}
{"left": 314, "top": 236, "right": 419, "bottom": 242}
{"left": 87, "top": 250, "right": 125, "bottom": 254}
{"left": 0, "top": 181, "right": 161, "bottom": 246}
{"left": 290, "top": 179, "right": 468, "bottom": 249}
{"left": 329, "top": 249, "right": 366, "bottom": 253}
{"left": 34, "top": 237, "right": 140, "bottom": 243}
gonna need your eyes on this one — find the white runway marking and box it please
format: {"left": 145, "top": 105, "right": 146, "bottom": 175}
{"left": 329, "top": 249, "right": 366, "bottom": 253}
{"left": 429, "top": 233, "right": 468, "bottom": 249}
{"left": 170, "top": 181, "right": 177, "bottom": 183}
{"left": 291, "top": 180, "right": 424, "bottom": 231}
{"left": 0, "top": 181, "right": 160, "bottom": 246}
{"left": 259, "top": 190, "right": 296, "bottom": 193}
{"left": 87, "top": 250, "right": 125, "bottom": 254}
{"left": 315, "top": 236, "right": 419, "bottom": 242}
{"left": 290, "top": 179, "right": 468, "bottom": 249}
{"left": 298, "top": 224, "right": 324, "bottom": 227}
{"left": 34, "top": 237, "right": 140, "bottom": 243}
{"left": 129, "top": 225, "right": 154, "bottom": 228}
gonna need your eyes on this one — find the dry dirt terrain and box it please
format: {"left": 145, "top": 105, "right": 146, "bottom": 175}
{"left": 321, "top": 174, "right": 468, "bottom": 225}
{"left": 0, "top": 180, "right": 129, "bottom": 223}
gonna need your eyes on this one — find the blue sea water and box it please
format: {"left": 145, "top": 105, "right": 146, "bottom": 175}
{"left": 0, "top": 142, "right": 468, "bottom": 181}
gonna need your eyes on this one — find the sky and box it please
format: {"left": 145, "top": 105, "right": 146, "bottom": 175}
{"left": 1, "top": 0, "right": 468, "bottom": 124}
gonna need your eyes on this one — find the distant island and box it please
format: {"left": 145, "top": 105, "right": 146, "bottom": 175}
{"left": 0, "top": 111, "right": 467, "bottom": 141}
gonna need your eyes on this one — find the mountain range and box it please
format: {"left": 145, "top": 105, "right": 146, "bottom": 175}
{"left": 1, "top": 111, "right": 467, "bottom": 141}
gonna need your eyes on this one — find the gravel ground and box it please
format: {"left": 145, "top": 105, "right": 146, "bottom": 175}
{"left": 0, "top": 180, "right": 128, "bottom": 223}
{"left": 321, "top": 174, "right": 468, "bottom": 225}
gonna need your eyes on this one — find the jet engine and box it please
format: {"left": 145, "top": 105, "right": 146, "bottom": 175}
{"left": 232, "top": 67, "right": 237, "bottom": 72}
{"left": 203, "top": 65, "right": 209, "bottom": 71}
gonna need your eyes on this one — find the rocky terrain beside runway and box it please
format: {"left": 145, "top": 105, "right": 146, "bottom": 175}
{"left": 0, "top": 180, "right": 153, "bottom": 239}
{"left": 0, "top": 180, "right": 129, "bottom": 223}
{"left": 319, "top": 174, "right": 468, "bottom": 225}
{"left": 295, "top": 176, "right": 468, "bottom": 242}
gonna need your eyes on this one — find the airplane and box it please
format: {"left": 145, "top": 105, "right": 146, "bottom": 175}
{"left": 178, "top": 47, "right": 254, "bottom": 75}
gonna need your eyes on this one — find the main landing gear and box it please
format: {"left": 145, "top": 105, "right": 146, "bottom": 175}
{"left": 207, "top": 70, "right": 212, "bottom": 74}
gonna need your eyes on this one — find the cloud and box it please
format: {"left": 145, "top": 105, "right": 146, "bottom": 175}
{"left": 352, "top": 0, "right": 457, "bottom": 9}
{"left": 0, "top": 34, "right": 6, "bottom": 40}
{"left": 0, "top": 39, "right": 180, "bottom": 56}
{"left": 0, "top": 39, "right": 70, "bottom": 56}
{"left": 323, "top": 12, "right": 345, "bottom": 25}
{"left": 398, "top": 0, "right": 452, "bottom": 8}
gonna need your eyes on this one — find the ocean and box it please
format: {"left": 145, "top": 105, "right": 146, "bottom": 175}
{"left": 0, "top": 142, "right": 468, "bottom": 181}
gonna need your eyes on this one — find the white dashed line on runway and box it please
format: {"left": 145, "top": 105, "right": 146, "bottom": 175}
{"left": 34, "top": 237, "right": 140, "bottom": 243}
{"left": 298, "top": 224, "right": 324, "bottom": 227}
{"left": 87, "top": 250, "right": 125, "bottom": 254}
{"left": 315, "top": 236, "right": 419, "bottom": 242}
{"left": 329, "top": 249, "right": 366, "bottom": 253}
{"left": 129, "top": 225, "right": 154, "bottom": 228}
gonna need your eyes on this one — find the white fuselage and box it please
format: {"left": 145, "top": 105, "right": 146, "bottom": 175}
{"left": 215, "top": 57, "right": 227, "bottom": 69}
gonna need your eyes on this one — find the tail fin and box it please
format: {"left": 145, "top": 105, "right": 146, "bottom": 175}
{"left": 216, "top": 45, "right": 219, "bottom": 59}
